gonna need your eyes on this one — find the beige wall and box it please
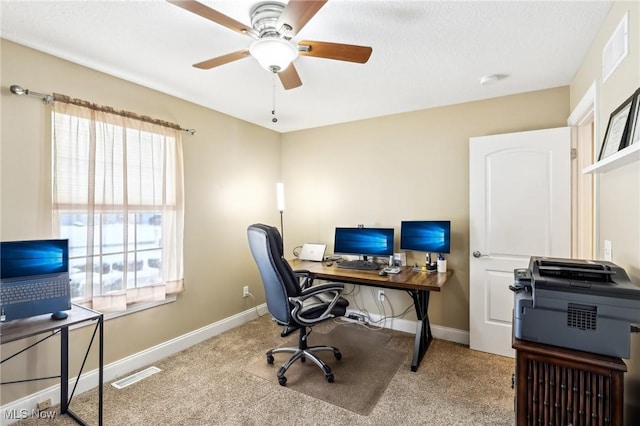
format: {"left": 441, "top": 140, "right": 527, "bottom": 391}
{"left": 0, "top": 39, "right": 280, "bottom": 403}
{"left": 570, "top": 2, "right": 640, "bottom": 423}
{"left": 281, "top": 87, "right": 570, "bottom": 331}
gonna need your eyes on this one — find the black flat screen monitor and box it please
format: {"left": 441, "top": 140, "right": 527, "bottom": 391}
{"left": 333, "top": 227, "right": 394, "bottom": 257}
{"left": 400, "top": 221, "right": 451, "bottom": 254}
{"left": 1, "top": 239, "right": 69, "bottom": 279}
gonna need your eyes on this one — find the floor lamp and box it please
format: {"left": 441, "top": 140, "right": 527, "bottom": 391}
{"left": 276, "top": 182, "right": 285, "bottom": 252}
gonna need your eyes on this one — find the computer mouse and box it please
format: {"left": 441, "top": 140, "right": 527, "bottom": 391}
{"left": 378, "top": 270, "right": 387, "bottom": 276}
{"left": 51, "top": 311, "right": 69, "bottom": 320}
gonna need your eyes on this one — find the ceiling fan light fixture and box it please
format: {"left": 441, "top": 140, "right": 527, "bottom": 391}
{"left": 249, "top": 37, "right": 298, "bottom": 73}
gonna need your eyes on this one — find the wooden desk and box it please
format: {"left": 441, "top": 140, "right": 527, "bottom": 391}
{"left": 289, "top": 259, "right": 453, "bottom": 372}
{"left": 1, "top": 304, "right": 103, "bottom": 425}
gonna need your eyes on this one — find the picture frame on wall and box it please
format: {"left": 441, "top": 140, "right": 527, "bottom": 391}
{"left": 627, "top": 88, "right": 640, "bottom": 147}
{"left": 598, "top": 92, "right": 636, "bottom": 161}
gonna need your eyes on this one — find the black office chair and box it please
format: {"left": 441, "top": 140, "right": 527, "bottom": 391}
{"left": 247, "top": 223, "right": 349, "bottom": 385}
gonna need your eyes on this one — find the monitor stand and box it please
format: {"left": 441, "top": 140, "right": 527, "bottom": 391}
{"left": 425, "top": 253, "right": 437, "bottom": 272}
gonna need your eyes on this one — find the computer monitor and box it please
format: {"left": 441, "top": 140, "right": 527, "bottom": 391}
{"left": 333, "top": 227, "right": 394, "bottom": 259}
{"left": 400, "top": 221, "right": 451, "bottom": 254}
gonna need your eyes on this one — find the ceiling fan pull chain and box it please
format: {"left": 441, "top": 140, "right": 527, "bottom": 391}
{"left": 271, "top": 72, "right": 278, "bottom": 123}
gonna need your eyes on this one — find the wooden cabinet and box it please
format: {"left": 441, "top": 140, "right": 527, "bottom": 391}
{"left": 513, "top": 336, "right": 626, "bottom": 426}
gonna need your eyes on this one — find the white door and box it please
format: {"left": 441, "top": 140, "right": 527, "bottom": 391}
{"left": 469, "top": 127, "right": 571, "bottom": 357}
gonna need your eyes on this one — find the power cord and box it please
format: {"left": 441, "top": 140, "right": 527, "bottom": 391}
{"left": 339, "top": 284, "right": 418, "bottom": 330}
{"left": 244, "top": 291, "right": 265, "bottom": 318}
{"left": 371, "top": 288, "right": 387, "bottom": 329}
{"left": 367, "top": 303, "right": 414, "bottom": 324}
{"left": 342, "top": 283, "right": 359, "bottom": 297}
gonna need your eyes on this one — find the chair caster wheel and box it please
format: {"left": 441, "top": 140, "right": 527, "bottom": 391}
{"left": 326, "top": 373, "right": 334, "bottom": 383}
{"left": 278, "top": 376, "right": 287, "bottom": 386}
{"left": 334, "top": 350, "right": 342, "bottom": 360}
{"left": 266, "top": 354, "right": 274, "bottom": 364}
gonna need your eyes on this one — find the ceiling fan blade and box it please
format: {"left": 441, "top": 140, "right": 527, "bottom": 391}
{"left": 166, "top": 0, "right": 257, "bottom": 37}
{"left": 276, "top": 0, "right": 327, "bottom": 37}
{"left": 193, "top": 49, "right": 250, "bottom": 69}
{"left": 298, "top": 40, "right": 372, "bottom": 63}
{"left": 278, "top": 64, "right": 303, "bottom": 90}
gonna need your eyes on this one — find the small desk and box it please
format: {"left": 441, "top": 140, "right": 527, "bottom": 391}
{"left": 289, "top": 259, "right": 453, "bottom": 372}
{"left": 1, "top": 304, "right": 103, "bottom": 425}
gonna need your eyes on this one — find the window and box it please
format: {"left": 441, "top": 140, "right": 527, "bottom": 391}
{"left": 52, "top": 100, "right": 184, "bottom": 313}
{"left": 61, "top": 212, "right": 163, "bottom": 299}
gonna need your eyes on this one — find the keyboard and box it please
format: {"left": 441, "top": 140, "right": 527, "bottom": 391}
{"left": 1, "top": 273, "right": 71, "bottom": 322}
{"left": 1, "top": 276, "right": 70, "bottom": 305}
{"left": 337, "top": 260, "right": 380, "bottom": 270}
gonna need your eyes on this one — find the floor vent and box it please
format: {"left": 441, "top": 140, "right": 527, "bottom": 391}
{"left": 111, "top": 366, "right": 161, "bottom": 389}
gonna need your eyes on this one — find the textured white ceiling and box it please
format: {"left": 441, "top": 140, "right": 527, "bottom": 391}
{"left": 1, "top": 0, "right": 612, "bottom": 133}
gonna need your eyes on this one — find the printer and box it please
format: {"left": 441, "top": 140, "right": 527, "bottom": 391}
{"left": 512, "top": 257, "right": 640, "bottom": 358}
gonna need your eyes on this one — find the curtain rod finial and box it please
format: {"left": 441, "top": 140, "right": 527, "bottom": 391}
{"left": 10, "top": 84, "right": 52, "bottom": 104}
{"left": 10, "top": 85, "right": 26, "bottom": 95}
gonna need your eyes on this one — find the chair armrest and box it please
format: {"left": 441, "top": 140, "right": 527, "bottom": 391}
{"left": 299, "top": 283, "right": 344, "bottom": 298}
{"left": 293, "top": 269, "right": 314, "bottom": 289}
{"left": 289, "top": 283, "right": 344, "bottom": 326}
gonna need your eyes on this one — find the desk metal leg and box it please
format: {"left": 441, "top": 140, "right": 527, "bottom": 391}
{"left": 66, "top": 316, "right": 103, "bottom": 426}
{"left": 98, "top": 315, "right": 103, "bottom": 426}
{"left": 60, "top": 327, "right": 69, "bottom": 414}
{"left": 408, "top": 289, "right": 432, "bottom": 372}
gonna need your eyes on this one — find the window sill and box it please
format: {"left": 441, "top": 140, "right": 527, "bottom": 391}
{"left": 69, "top": 296, "right": 177, "bottom": 331}
{"left": 103, "top": 296, "right": 177, "bottom": 321}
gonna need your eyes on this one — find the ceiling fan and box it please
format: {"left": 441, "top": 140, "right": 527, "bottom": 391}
{"left": 167, "top": 0, "right": 373, "bottom": 90}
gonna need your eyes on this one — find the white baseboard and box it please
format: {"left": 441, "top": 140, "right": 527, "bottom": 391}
{"left": 1, "top": 304, "right": 467, "bottom": 424}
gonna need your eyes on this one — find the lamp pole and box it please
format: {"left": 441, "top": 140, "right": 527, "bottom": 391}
{"left": 276, "top": 182, "right": 285, "bottom": 252}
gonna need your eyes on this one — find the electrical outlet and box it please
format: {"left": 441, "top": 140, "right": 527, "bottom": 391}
{"left": 37, "top": 398, "right": 52, "bottom": 410}
{"left": 378, "top": 290, "right": 385, "bottom": 302}
{"left": 604, "top": 240, "right": 612, "bottom": 261}
{"left": 243, "top": 286, "right": 249, "bottom": 298}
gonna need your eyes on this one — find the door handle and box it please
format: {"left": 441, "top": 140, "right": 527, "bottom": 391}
{"left": 472, "top": 251, "right": 487, "bottom": 258}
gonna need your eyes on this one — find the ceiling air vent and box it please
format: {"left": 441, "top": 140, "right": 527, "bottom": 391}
{"left": 602, "top": 12, "right": 628, "bottom": 83}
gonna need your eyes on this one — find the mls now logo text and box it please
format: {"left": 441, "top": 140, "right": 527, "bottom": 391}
{"left": 4, "top": 409, "right": 57, "bottom": 420}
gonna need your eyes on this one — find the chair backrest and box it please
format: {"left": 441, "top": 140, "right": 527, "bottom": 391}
{"left": 247, "top": 223, "right": 301, "bottom": 324}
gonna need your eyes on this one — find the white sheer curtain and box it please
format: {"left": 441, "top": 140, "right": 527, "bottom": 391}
{"left": 52, "top": 100, "right": 184, "bottom": 312}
